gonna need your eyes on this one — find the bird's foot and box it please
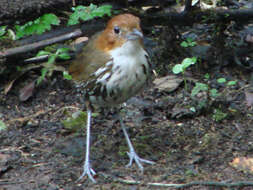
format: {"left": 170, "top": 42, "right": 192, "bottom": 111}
{"left": 126, "top": 150, "right": 155, "bottom": 173}
{"left": 77, "top": 162, "right": 96, "bottom": 183}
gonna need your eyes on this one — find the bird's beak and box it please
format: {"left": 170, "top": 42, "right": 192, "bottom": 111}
{"left": 126, "top": 28, "right": 143, "bottom": 41}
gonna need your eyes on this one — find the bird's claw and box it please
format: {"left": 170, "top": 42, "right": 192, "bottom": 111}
{"left": 126, "top": 151, "right": 155, "bottom": 173}
{"left": 77, "top": 163, "right": 96, "bottom": 183}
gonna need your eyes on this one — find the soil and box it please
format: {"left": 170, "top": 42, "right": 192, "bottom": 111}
{"left": 0, "top": 64, "right": 253, "bottom": 190}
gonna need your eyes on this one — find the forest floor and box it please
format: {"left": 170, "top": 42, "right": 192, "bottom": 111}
{"left": 1, "top": 65, "right": 253, "bottom": 190}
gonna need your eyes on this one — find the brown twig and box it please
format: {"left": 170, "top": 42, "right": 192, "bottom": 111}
{"left": 0, "top": 29, "right": 82, "bottom": 58}
{"left": 108, "top": 176, "right": 253, "bottom": 189}
{"left": 6, "top": 108, "right": 53, "bottom": 125}
{"left": 141, "top": 8, "right": 253, "bottom": 26}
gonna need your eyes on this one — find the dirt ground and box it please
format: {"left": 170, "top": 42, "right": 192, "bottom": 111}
{"left": 0, "top": 64, "right": 253, "bottom": 190}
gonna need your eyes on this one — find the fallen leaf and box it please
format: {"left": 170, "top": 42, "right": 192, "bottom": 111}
{"left": 4, "top": 79, "right": 16, "bottom": 95}
{"left": 4, "top": 64, "right": 41, "bottom": 95}
{"left": 230, "top": 157, "right": 253, "bottom": 174}
{"left": 245, "top": 91, "right": 253, "bottom": 106}
{"left": 19, "top": 80, "right": 36, "bottom": 101}
{"left": 153, "top": 75, "right": 183, "bottom": 92}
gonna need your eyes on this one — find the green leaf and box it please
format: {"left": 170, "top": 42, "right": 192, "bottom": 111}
{"left": 212, "top": 109, "right": 227, "bottom": 122}
{"left": 0, "top": 120, "right": 7, "bottom": 131}
{"left": 186, "top": 38, "right": 193, "bottom": 43}
{"left": 92, "top": 5, "right": 112, "bottom": 17}
{"left": 181, "top": 57, "right": 197, "bottom": 70}
{"left": 210, "top": 88, "right": 220, "bottom": 98}
{"left": 47, "top": 55, "right": 57, "bottom": 65}
{"left": 41, "top": 67, "right": 48, "bottom": 77}
{"left": 63, "top": 71, "right": 72, "bottom": 80}
{"left": 172, "top": 64, "right": 183, "bottom": 74}
{"left": 190, "top": 107, "right": 196, "bottom": 112}
{"left": 36, "top": 50, "right": 51, "bottom": 57}
{"left": 180, "top": 41, "right": 188, "bottom": 47}
{"left": 56, "top": 48, "right": 71, "bottom": 60}
{"left": 186, "top": 38, "right": 197, "bottom": 47}
{"left": 42, "top": 14, "right": 60, "bottom": 26}
{"left": 191, "top": 82, "right": 208, "bottom": 97}
{"left": 62, "top": 111, "right": 88, "bottom": 131}
{"left": 67, "top": 4, "right": 112, "bottom": 25}
{"left": 16, "top": 66, "right": 22, "bottom": 71}
{"left": 15, "top": 13, "right": 60, "bottom": 39}
{"left": 37, "top": 67, "right": 48, "bottom": 85}
{"left": 0, "top": 26, "right": 7, "bottom": 36}
{"left": 204, "top": 73, "right": 210, "bottom": 79}
{"left": 68, "top": 6, "right": 90, "bottom": 25}
{"left": 217, "top": 78, "right": 226, "bottom": 83}
{"left": 180, "top": 38, "right": 196, "bottom": 47}
{"left": 15, "top": 25, "right": 25, "bottom": 39}
{"left": 227, "top": 80, "right": 237, "bottom": 86}
{"left": 58, "top": 53, "right": 71, "bottom": 60}
{"left": 190, "top": 41, "right": 197, "bottom": 46}
{"left": 56, "top": 47, "right": 70, "bottom": 54}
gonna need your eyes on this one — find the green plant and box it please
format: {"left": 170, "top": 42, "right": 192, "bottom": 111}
{"left": 0, "top": 26, "right": 16, "bottom": 40}
{"left": 209, "top": 88, "right": 220, "bottom": 98}
{"left": 227, "top": 80, "right": 237, "bottom": 86}
{"left": 172, "top": 57, "right": 197, "bottom": 91}
{"left": 62, "top": 111, "right": 98, "bottom": 132}
{"left": 190, "top": 75, "right": 237, "bottom": 122}
{"left": 212, "top": 108, "right": 227, "bottom": 122}
{"left": 0, "top": 120, "right": 7, "bottom": 131}
{"left": 191, "top": 82, "right": 208, "bottom": 97}
{"left": 185, "top": 169, "right": 197, "bottom": 177}
{"left": 15, "top": 13, "right": 60, "bottom": 40}
{"left": 36, "top": 47, "right": 71, "bottom": 85}
{"left": 191, "top": 82, "right": 221, "bottom": 99}
{"left": 217, "top": 77, "right": 226, "bottom": 83}
{"left": 217, "top": 78, "right": 237, "bottom": 88}
{"left": 0, "top": 26, "right": 7, "bottom": 37}
{"left": 68, "top": 4, "right": 112, "bottom": 25}
{"left": 204, "top": 73, "right": 210, "bottom": 79}
{"left": 191, "top": 76, "right": 237, "bottom": 99}
{"left": 180, "top": 38, "right": 197, "bottom": 47}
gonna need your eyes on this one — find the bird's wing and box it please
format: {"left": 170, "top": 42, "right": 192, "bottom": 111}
{"left": 69, "top": 33, "right": 112, "bottom": 82}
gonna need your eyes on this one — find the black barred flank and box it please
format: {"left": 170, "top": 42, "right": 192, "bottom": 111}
{"left": 142, "top": 64, "right": 147, "bottom": 75}
{"left": 109, "top": 89, "right": 115, "bottom": 97}
{"left": 101, "top": 85, "right": 107, "bottom": 99}
{"left": 92, "top": 83, "right": 102, "bottom": 96}
{"left": 105, "top": 73, "right": 112, "bottom": 82}
{"left": 145, "top": 54, "right": 152, "bottom": 69}
{"left": 135, "top": 73, "right": 139, "bottom": 80}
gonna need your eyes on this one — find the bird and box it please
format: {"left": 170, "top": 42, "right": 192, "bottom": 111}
{"left": 69, "top": 13, "right": 154, "bottom": 183}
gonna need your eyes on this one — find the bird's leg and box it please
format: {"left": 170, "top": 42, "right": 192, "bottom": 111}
{"left": 118, "top": 114, "right": 155, "bottom": 173}
{"left": 77, "top": 106, "right": 96, "bottom": 183}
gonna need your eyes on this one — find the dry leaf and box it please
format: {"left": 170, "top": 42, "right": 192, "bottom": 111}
{"left": 230, "top": 157, "right": 253, "bottom": 174}
{"left": 153, "top": 75, "right": 183, "bottom": 92}
{"left": 245, "top": 91, "right": 253, "bottom": 106}
{"left": 19, "top": 80, "right": 35, "bottom": 101}
{"left": 4, "top": 64, "right": 41, "bottom": 94}
{"left": 4, "top": 79, "right": 16, "bottom": 94}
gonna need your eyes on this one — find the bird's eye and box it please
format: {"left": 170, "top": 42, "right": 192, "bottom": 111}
{"left": 114, "top": 26, "right": 120, "bottom": 34}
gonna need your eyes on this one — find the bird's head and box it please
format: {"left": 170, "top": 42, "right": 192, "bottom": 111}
{"left": 95, "top": 14, "right": 144, "bottom": 52}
